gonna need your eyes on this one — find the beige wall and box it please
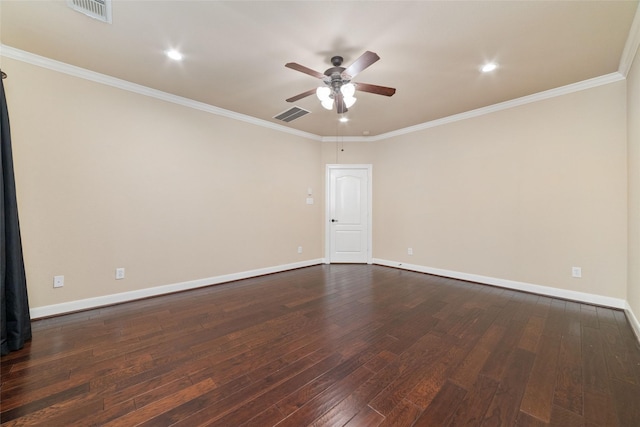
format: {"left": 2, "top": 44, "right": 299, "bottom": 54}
{"left": 2, "top": 53, "right": 632, "bottom": 314}
{"left": 321, "top": 140, "right": 376, "bottom": 166}
{"left": 4, "top": 58, "right": 323, "bottom": 309}
{"left": 327, "top": 83, "right": 628, "bottom": 300}
{"left": 628, "top": 42, "right": 640, "bottom": 319}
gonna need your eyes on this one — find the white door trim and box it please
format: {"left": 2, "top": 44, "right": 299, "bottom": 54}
{"left": 325, "top": 164, "right": 373, "bottom": 264}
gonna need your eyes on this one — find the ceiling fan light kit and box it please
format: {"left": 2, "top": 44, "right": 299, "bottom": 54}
{"left": 316, "top": 86, "right": 331, "bottom": 101}
{"left": 344, "top": 95, "right": 357, "bottom": 109}
{"left": 286, "top": 51, "right": 396, "bottom": 115}
{"left": 316, "top": 83, "right": 357, "bottom": 110}
{"left": 341, "top": 83, "right": 356, "bottom": 98}
{"left": 321, "top": 98, "right": 334, "bottom": 110}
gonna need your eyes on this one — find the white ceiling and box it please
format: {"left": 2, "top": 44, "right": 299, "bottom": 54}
{"left": 1, "top": 1, "right": 638, "bottom": 137}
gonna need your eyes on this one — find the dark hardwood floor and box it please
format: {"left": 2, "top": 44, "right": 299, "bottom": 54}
{"left": 2, "top": 264, "right": 640, "bottom": 426}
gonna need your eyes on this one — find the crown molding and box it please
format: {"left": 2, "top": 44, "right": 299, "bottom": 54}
{"left": 2, "top": 45, "right": 625, "bottom": 143}
{"left": 322, "top": 136, "right": 369, "bottom": 143}
{"left": 619, "top": 3, "right": 640, "bottom": 77}
{"left": 369, "top": 72, "right": 625, "bottom": 142}
{"left": 0, "top": 45, "right": 322, "bottom": 142}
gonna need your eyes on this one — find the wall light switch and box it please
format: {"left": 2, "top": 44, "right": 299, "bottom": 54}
{"left": 306, "top": 198, "right": 314, "bottom": 205}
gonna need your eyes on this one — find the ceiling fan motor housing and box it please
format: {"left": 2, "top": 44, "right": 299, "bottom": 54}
{"left": 329, "top": 74, "right": 348, "bottom": 93}
{"left": 324, "top": 57, "right": 349, "bottom": 94}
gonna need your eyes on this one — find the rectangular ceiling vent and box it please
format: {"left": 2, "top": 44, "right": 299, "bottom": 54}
{"left": 274, "top": 106, "right": 311, "bottom": 123}
{"left": 67, "top": 0, "right": 112, "bottom": 23}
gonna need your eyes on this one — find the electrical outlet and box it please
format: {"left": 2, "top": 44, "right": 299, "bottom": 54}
{"left": 572, "top": 267, "right": 582, "bottom": 278}
{"left": 408, "top": 248, "right": 413, "bottom": 255}
{"left": 53, "top": 275, "right": 64, "bottom": 288}
{"left": 115, "top": 268, "right": 125, "bottom": 280}
{"left": 297, "top": 246, "right": 303, "bottom": 254}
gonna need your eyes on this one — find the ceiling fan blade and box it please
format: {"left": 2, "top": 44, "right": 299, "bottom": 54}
{"left": 342, "top": 51, "right": 380, "bottom": 79}
{"left": 355, "top": 82, "right": 396, "bottom": 97}
{"left": 335, "top": 93, "right": 347, "bottom": 114}
{"left": 286, "top": 88, "right": 317, "bottom": 103}
{"left": 285, "top": 62, "right": 326, "bottom": 79}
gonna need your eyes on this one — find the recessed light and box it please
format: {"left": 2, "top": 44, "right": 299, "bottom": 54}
{"left": 339, "top": 117, "right": 349, "bottom": 123}
{"left": 166, "top": 49, "right": 183, "bottom": 61}
{"left": 481, "top": 62, "right": 498, "bottom": 73}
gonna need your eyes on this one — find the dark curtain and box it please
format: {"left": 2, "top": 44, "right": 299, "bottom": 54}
{"left": 1, "top": 74, "right": 31, "bottom": 356}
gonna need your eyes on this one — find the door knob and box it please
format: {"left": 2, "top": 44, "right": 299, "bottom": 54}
{"left": 331, "top": 219, "right": 338, "bottom": 222}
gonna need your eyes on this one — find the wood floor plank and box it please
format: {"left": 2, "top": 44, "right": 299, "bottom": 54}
{"left": 564, "top": 301, "right": 583, "bottom": 338}
{"left": 482, "top": 348, "right": 536, "bottom": 426}
{"left": 404, "top": 340, "right": 470, "bottom": 409}
{"left": 2, "top": 265, "right": 639, "bottom": 426}
{"left": 518, "top": 315, "right": 546, "bottom": 352}
{"left": 133, "top": 375, "right": 194, "bottom": 409}
{"left": 448, "top": 374, "right": 499, "bottom": 426}
{"left": 1, "top": 398, "right": 105, "bottom": 427}
{"left": 553, "top": 334, "right": 583, "bottom": 416}
{"left": 600, "top": 322, "right": 639, "bottom": 385}
{"left": 411, "top": 380, "right": 467, "bottom": 426}
{"left": 480, "top": 318, "right": 527, "bottom": 381}
{"left": 548, "top": 405, "right": 584, "bottom": 427}
{"left": 542, "top": 300, "right": 567, "bottom": 339}
{"left": 273, "top": 334, "right": 396, "bottom": 419}
{"left": 515, "top": 410, "right": 549, "bottom": 427}
{"left": 596, "top": 306, "right": 619, "bottom": 326}
{"left": 100, "top": 378, "right": 218, "bottom": 427}
{"left": 0, "top": 383, "right": 90, "bottom": 424}
{"left": 450, "top": 323, "right": 506, "bottom": 389}
{"left": 582, "top": 326, "right": 611, "bottom": 395}
{"left": 367, "top": 332, "right": 450, "bottom": 415}
{"left": 610, "top": 378, "right": 640, "bottom": 426}
{"left": 73, "top": 399, "right": 137, "bottom": 426}
{"left": 306, "top": 348, "right": 401, "bottom": 426}
{"left": 342, "top": 405, "right": 384, "bottom": 427}
{"left": 241, "top": 404, "right": 286, "bottom": 427}
{"left": 520, "top": 334, "right": 561, "bottom": 422}
{"left": 580, "top": 304, "right": 599, "bottom": 329}
{"left": 583, "top": 389, "right": 618, "bottom": 427}
{"left": 612, "top": 311, "right": 640, "bottom": 383}
{"left": 274, "top": 365, "right": 374, "bottom": 427}
{"left": 150, "top": 352, "right": 322, "bottom": 427}
{"left": 204, "top": 352, "right": 347, "bottom": 427}
{"left": 377, "top": 399, "right": 422, "bottom": 427}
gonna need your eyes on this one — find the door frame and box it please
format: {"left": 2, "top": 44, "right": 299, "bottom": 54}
{"left": 324, "top": 164, "right": 373, "bottom": 264}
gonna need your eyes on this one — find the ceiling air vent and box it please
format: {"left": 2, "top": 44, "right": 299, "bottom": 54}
{"left": 67, "top": 0, "right": 112, "bottom": 23}
{"left": 274, "top": 106, "right": 311, "bottom": 123}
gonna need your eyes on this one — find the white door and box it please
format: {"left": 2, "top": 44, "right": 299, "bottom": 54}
{"left": 326, "top": 165, "right": 372, "bottom": 263}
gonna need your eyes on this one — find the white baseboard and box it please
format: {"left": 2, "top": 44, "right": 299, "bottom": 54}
{"left": 30, "top": 259, "right": 324, "bottom": 319}
{"left": 31, "top": 258, "right": 640, "bottom": 344}
{"left": 625, "top": 301, "right": 640, "bottom": 342}
{"left": 373, "top": 258, "right": 628, "bottom": 309}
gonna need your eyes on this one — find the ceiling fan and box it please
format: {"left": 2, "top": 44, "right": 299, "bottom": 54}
{"left": 285, "top": 51, "right": 396, "bottom": 114}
